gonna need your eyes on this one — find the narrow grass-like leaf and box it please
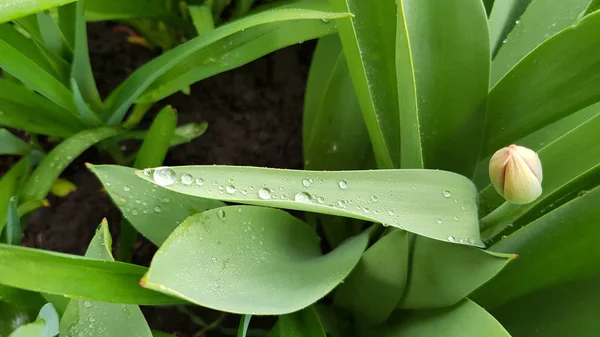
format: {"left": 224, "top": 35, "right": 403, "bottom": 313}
{"left": 334, "top": 230, "right": 408, "bottom": 326}
{"left": 133, "top": 106, "right": 177, "bottom": 170}
{"left": 0, "top": 0, "right": 77, "bottom": 23}
{"left": 104, "top": 0, "right": 349, "bottom": 123}
{"left": 488, "top": 0, "right": 531, "bottom": 57}
{"left": 60, "top": 220, "right": 152, "bottom": 337}
{"left": 398, "top": 236, "right": 515, "bottom": 309}
{"left": 0, "top": 244, "right": 181, "bottom": 305}
{"left": 189, "top": 4, "right": 215, "bottom": 35}
{"left": 57, "top": 3, "right": 76, "bottom": 48}
{"left": 119, "top": 122, "right": 209, "bottom": 147}
{"left": 329, "top": 0, "right": 399, "bottom": 168}
{"left": 36, "top": 11, "right": 71, "bottom": 60}
{"left": 473, "top": 185, "right": 600, "bottom": 309}
{"left": 362, "top": 299, "right": 510, "bottom": 337}
{"left": 237, "top": 315, "right": 252, "bottom": 337}
{"left": 0, "top": 129, "right": 32, "bottom": 156}
{"left": 278, "top": 306, "right": 326, "bottom": 337}
{"left": 396, "top": 0, "right": 489, "bottom": 176}
{"left": 21, "top": 127, "right": 120, "bottom": 202}
{"left": 0, "top": 158, "right": 31, "bottom": 235}
{"left": 492, "top": 0, "right": 590, "bottom": 84}
{"left": 303, "top": 35, "right": 370, "bottom": 171}
{"left": 483, "top": 11, "right": 600, "bottom": 157}
{"left": 136, "top": 166, "right": 483, "bottom": 246}
{"left": 6, "top": 197, "right": 20, "bottom": 245}
{"left": 89, "top": 165, "right": 225, "bottom": 245}
{"left": 142, "top": 206, "right": 369, "bottom": 314}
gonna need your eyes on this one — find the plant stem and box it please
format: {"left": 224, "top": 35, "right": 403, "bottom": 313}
{"left": 479, "top": 202, "right": 524, "bottom": 242}
{"left": 194, "top": 313, "right": 227, "bottom": 337}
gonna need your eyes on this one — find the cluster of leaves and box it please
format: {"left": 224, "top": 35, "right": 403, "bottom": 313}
{"left": 1, "top": 0, "right": 600, "bottom": 336}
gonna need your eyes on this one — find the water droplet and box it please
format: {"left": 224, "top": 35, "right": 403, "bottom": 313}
{"left": 317, "top": 197, "right": 325, "bottom": 203}
{"left": 131, "top": 210, "right": 139, "bottom": 216}
{"left": 241, "top": 190, "right": 248, "bottom": 195}
{"left": 218, "top": 185, "right": 224, "bottom": 192}
{"left": 502, "top": 39, "right": 508, "bottom": 44}
{"left": 161, "top": 197, "right": 170, "bottom": 203}
{"left": 181, "top": 174, "right": 193, "bottom": 185}
{"left": 321, "top": 18, "right": 330, "bottom": 23}
{"left": 153, "top": 167, "right": 176, "bottom": 186}
{"left": 468, "top": 238, "right": 476, "bottom": 244}
{"left": 388, "top": 210, "right": 394, "bottom": 216}
{"left": 302, "top": 179, "right": 311, "bottom": 187}
{"left": 83, "top": 301, "right": 92, "bottom": 308}
{"left": 515, "top": 19, "right": 521, "bottom": 24}
{"left": 196, "top": 178, "right": 204, "bottom": 186}
{"left": 135, "top": 200, "right": 141, "bottom": 204}
{"left": 154, "top": 206, "right": 162, "bottom": 213}
{"left": 443, "top": 190, "right": 452, "bottom": 198}
{"left": 338, "top": 200, "right": 346, "bottom": 208}
{"left": 338, "top": 180, "right": 348, "bottom": 189}
{"left": 89, "top": 317, "right": 96, "bottom": 322}
{"left": 123, "top": 186, "right": 130, "bottom": 192}
{"left": 143, "top": 168, "right": 151, "bottom": 176}
{"left": 217, "top": 209, "right": 226, "bottom": 219}
{"left": 258, "top": 188, "right": 272, "bottom": 200}
{"left": 507, "top": 223, "right": 514, "bottom": 228}
{"left": 459, "top": 238, "right": 466, "bottom": 244}
{"left": 371, "top": 196, "right": 378, "bottom": 202}
{"left": 461, "top": 206, "right": 466, "bottom": 211}
{"left": 226, "top": 185, "right": 236, "bottom": 194}
{"left": 211, "top": 257, "right": 217, "bottom": 263}
{"left": 436, "top": 219, "right": 442, "bottom": 224}
{"left": 447, "top": 236, "right": 456, "bottom": 242}
{"left": 295, "top": 192, "right": 312, "bottom": 203}
{"left": 363, "top": 208, "right": 370, "bottom": 213}
{"left": 453, "top": 216, "right": 459, "bottom": 222}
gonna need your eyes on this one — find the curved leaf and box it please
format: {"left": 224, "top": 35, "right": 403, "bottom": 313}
{"left": 21, "top": 127, "right": 120, "bottom": 202}
{"left": 0, "top": 0, "right": 76, "bottom": 23}
{"left": 361, "top": 299, "right": 510, "bottom": 337}
{"left": 0, "top": 129, "right": 33, "bottom": 156}
{"left": 0, "top": 158, "right": 31, "bottom": 235}
{"left": 396, "top": 0, "right": 489, "bottom": 176}
{"left": 136, "top": 165, "right": 483, "bottom": 246}
{"left": 483, "top": 11, "right": 600, "bottom": 157}
{"left": 329, "top": 0, "right": 399, "bottom": 168}
{"left": 278, "top": 306, "right": 326, "bottom": 337}
{"left": 142, "top": 206, "right": 369, "bottom": 315}
{"left": 88, "top": 165, "right": 225, "bottom": 246}
{"left": 488, "top": 0, "right": 531, "bottom": 56}
{"left": 303, "top": 35, "right": 371, "bottom": 171}
{"left": 0, "top": 243, "right": 181, "bottom": 305}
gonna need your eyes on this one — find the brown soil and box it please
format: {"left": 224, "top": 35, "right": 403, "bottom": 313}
{"left": 12, "top": 22, "right": 315, "bottom": 336}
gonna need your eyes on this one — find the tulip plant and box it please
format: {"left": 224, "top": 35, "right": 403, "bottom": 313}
{"left": 2, "top": 0, "right": 600, "bottom": 336}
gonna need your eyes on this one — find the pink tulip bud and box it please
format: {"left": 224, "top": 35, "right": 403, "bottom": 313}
{"left": 489, "top": 144, "right": 543, "bottom": 205}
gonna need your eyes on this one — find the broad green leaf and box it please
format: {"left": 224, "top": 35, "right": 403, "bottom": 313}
{"left": 133, "top": 106, "right": 177, "bottom": 170}
{"left": 491, "top": 275, "right": 600, "bottom": 337}
{"left": 104, "top": 0, "right": 349, "bottom": 124}
{"left": 8, "top": 320, "right": 45, "bottom": 337}
{"left": 21, "top": 127, "right": 120, "bottom": 202}
{"left": 334, "top": 230, "right": 408, "bottom": 326}
{"left": 88, "top": 165, "right": 225, "bottom": 245}
{"left": 60, "top": 220, "right": 152, "bottom": 337}
{"left": 136, "top": 166, "right": 484, "bottom": 246}
{"left": 237, "top": 315, "right": 251, "bottom": 337}
{"left": 303, "top": 35, "right": 370, "bottom": 171}
{"left": 361, "top": 299, "right": 510, "bottom": 337}
{"left": 0, "top": 243, "right": 181, "bottom": 305}
{"left": 483, "top": 11, "right": 600, "bottom": 157}
{"left": 0, "top": 25, "right": 74, "bottom": 111}
{"left": 142, "top": 206, "right": 369, "bottom": 314}
{"left": 399, "top": 236, "right": 514, "bottom": 309}
{"left": 480, "top": 111, "right": 600, "bottom": 238}
{"left": 0, "top": 129, "right": 32, "bottom": 156}
{"left": 0, "top": 0, "right": 76, "bottom": 23}
{"left": 492, "top": 0, "right": 589, "bottom": 84}
{"left": 473, "top": 185, "right": 600, "bottom": 309}
{"left": 488, "top": 0, "right": 531, "bottom": 57}
{"left": 0, "top": 80, "right": 84, "bottom": 137}
{"left": 278, "top": 306, "right": 326, "bottom": 337}
{"left": 329, "top": 0, "right": 399, "bottom": 168}
{"left": 482, "top": 0, "right": 494, "bottom": 15}
{"left": 0, "top": 158, "right": 31, "bottom": 235}
{"left": 135, "top": 10, "right": 343, "bottom": 104}
{"left": 396, "top": 0, "right": 489, "bottom": 176}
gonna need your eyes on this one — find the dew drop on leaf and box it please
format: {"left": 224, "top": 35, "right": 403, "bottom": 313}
{"left": 181, "top": 174, "right": 193, "bottom": 185}
{"left": 154, "top": 206, "right": 161, "bottom": 213}
{"left": 295, "top": 192, "right": 312, "bottom": 203}
{"left": 258, "top": 188, "right": 272, "bottom": 200}
{"left": 195, "top": 178, "right": 204, "bottom": 186}
{"left": 317, "top": 197, "right": 325, "bottom": 203}
{"left": 447, "top": 236, "right": 456, "bottom": 242}
{"left": 83, "top": 301, "right": 92, "bottom": 308}
{"left": 453, "top": 216, "right": 459, "bottom": 222}
{"left": 436, "top": 219, "right": 442, "bottom": 224}
{"left": 123, "top": 186, "right": 130, "bottom": 192}
{"left": 338, "top": 180, "right": 348, "bottom": 189}
{"left": 143, "top": 168, "right": 151, "bottom": 176}
{"left": 302, "top": 179, "right": 311, "bottom": 187}
{"left": 226, "top": 185, "right": 236, "bottom": 194}
{"left": 443, "top": 190, "right": 452, "bottom": 198}
{"left": 153, "top": 167, "right": 176, "bottom": 186}
{"left": 217, "top": 209, "right": 226, "bottom": 219}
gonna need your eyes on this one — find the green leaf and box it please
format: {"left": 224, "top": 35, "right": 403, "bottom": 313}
{"left": 37, "top": 303, "right": 59, "bottom": 337}
{"left": 396, "top": 0, "right": 489, "bottom": 176}
{"left": 473, "top": 184, "right": 600, "bottom": 309}
{"left": 60, "top": 220, "right": 152, "bottom": 337}
{"left": 142, "top": 206, "right": 369, "bottom": 314}
{"left": 0, "top": 79, "right": 84, "bottom": 137}
{"left": 118, "top": 122, "right": 209, "bottom": 148}
{"left": 57, "top": 3, "right": 76, "bottom": 48}
{"left": 329, "top": 0, "right": 399, "bottom": 168}
{"left": 189, "top": 4, "right": 215, "bottom": 35}
{"left": 133, "top": 106, "right": 177, "bottom": 170}
{"left": 8, "top": 320, "right": 45, "bottom": 337}
{"left": 483, "top": 11, "right": 600, "bottom": 157}
{"left": 487, "top": 0, "right": 531, "bottom": 57}
{"left": 0, "top": 0, "right": 77, "bottom": 23}
{"left": 135, "top": 7, "right": 343, "bottom": 104}
{"left": 104, "top": 0, "right": 349, "bottom": 124}
{"left": 136, "top": 165, "right": 484, "bottom": 246}
{"left": 36, "top": 11, "right": 71, "bottom": 61}
{"left": 0, "top": 243, "right": 181, "bottom": 305}
{"left": 491, "top": 0, "right": 589, "bottom": 84}
{"left": 21, "top": 127, "right": 120, "bottom": 202}
{"left": 480, "top": 110, "right": 600, "bottom": 239}
{"left": 6, "top": 197, "right": 20, "bottom": 245}
{"left": 237, "top": 315, "right": 252, "bottom": 337}
{"left": 0, "top": 25, "right": 74, "bottom": 111}
{"left": 88, "top": 165, "right": 225, "bottom": 245}
{"left": 278, "top": 306, "right": 326, "bottom": 337}
{"left": 0, "top": 302, "right": 33, "bottom": 337}
{"left": 0, "top": 158, "right": 31, "bottom": 235}
{"left": 361, "top": 299, "right": 510, "bottom": 337}
{"left": 334, "top": 230, "right": 408, "bottom": 326}
{"left": 303, "top": 35, "right": 371, "bottom": 171}
{"left": 585, "top": 0, "right": 600, "bottom": 15}
{"left": 399, "top": 236, "right": 514, "bottom": 309}
{"left": 0, "top": 129, "right": 32, "bottom": 156}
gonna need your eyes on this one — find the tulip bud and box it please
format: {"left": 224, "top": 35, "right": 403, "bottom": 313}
{"left": 489, "top": 144, "right": 543, "bottom": 205}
